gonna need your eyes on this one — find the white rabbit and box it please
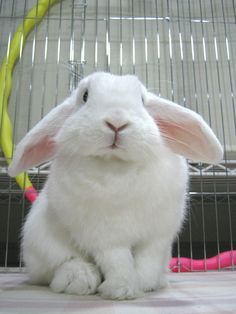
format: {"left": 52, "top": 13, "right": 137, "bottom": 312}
{"left": 8, "top": 72, "right": 223, "bottom": 300}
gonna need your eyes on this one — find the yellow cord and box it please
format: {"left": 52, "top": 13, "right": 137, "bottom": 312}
{"left": 0, "top": 0, "right": 59, "bottom": 196}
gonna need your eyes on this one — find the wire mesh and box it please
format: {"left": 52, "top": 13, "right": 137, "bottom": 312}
{"left": 0, "top": 0, "right": 235, "bottom": 271}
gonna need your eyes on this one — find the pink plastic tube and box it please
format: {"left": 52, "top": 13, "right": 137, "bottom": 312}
{"left": 169, "top": 250, "right": 236, "bottom": 272}
{"left": 24, "top": 186, "right": 38, "bottom": 203}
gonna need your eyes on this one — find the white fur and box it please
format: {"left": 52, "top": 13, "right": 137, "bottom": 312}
{"left": 9, "top": 72, "right": 223, "bottom": 299}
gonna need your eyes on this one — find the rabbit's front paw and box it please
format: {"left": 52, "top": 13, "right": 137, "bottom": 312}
{"left": 143, "top": 274, "right": 169, "bottom": 292}
{"left": 98, "top": 277, "right": 140, "bottom": 300}
{"left": 158, "top": 274, "right": 169, "bottom": 289}
{"left": 50, "top": 258, "right": 101, "bottom": 295}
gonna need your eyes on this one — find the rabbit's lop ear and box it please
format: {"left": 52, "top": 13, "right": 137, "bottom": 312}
{"left": 146, "top": 93, "right": 223, "bottom": 164}
{"left": 8, "top": 98, "right": 76, "bottom": 177}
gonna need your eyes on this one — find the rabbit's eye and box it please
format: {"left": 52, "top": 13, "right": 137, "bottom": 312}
{"left": 141, "top": 96, "right": 145, "bottom": 104}
{"left": 83, "top": 90, "right": 88, "bottom": 102}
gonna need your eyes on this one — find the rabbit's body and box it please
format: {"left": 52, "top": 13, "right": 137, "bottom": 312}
{"left": 9, "top": 73, "right": 223, "bottom": 299}
{"left": 23, "top": 151, "right": 187, "bottom": 298}
{"left": 49, "top": 153, "right": 187, "bottom": 252}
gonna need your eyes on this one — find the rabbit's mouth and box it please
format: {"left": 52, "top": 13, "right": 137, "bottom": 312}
{"left": 109, "top": 143, "right": 119, "bottom": 150}
{"left": 109, "top": 132, "right": 122, "bottom": 150}
{"left": 105, "top": 141, "right": 126, "bottom": 157}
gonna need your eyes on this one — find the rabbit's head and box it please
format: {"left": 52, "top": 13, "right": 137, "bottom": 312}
{"left": 8, "top": 72, "right": 223, "bottom": 177}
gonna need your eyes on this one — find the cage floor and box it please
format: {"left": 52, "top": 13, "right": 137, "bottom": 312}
{"left": 0, "top": 271, "right": 235, "bottom": 314}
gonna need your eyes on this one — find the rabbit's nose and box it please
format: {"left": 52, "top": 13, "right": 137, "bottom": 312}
{"left": 105, "top": 121, "right": 129, "bottom": 133}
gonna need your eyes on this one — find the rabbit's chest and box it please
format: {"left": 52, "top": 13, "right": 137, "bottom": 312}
{"left": 68, "top": 193, "right": 161, "bottom": 253}
{"left": 49, "top": 157, "right": 188, "bottom": 252}
{"left": 65, "top": 177, "right": 156, "bottom": 242}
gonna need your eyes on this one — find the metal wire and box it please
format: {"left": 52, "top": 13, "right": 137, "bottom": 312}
{"left": 221, "top": 0, "right": 235, "bottom": 270}
{"left": 131, "top": 0, "right": 135, "bottom": 75}
{"left": 17, "top": 0, "right": 28, "bottom": 271}
{"left": 2, "top": 0, "right": 15, "bottom": 270}
{"left": 106, "top": 0, "right": 110, "bottom": 72}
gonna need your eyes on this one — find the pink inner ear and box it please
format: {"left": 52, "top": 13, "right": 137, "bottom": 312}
{"left": 157, "top": 119, "right": 180, "bottom": 138}
{"left": 156, "top": 118, "right": 197, "bottom": 144}
{"left": 156, "top": 118, "right": 208, "bottom": 159}
{"left": 19, "top": 136, "right": 57, "bottom": 172}
{"left": 146, "top": 94, "right": 223, "bottom": 163}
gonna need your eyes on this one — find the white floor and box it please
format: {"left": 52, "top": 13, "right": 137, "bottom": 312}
{"left": 0, "top": 271, "right": 236, "bottom": 314}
